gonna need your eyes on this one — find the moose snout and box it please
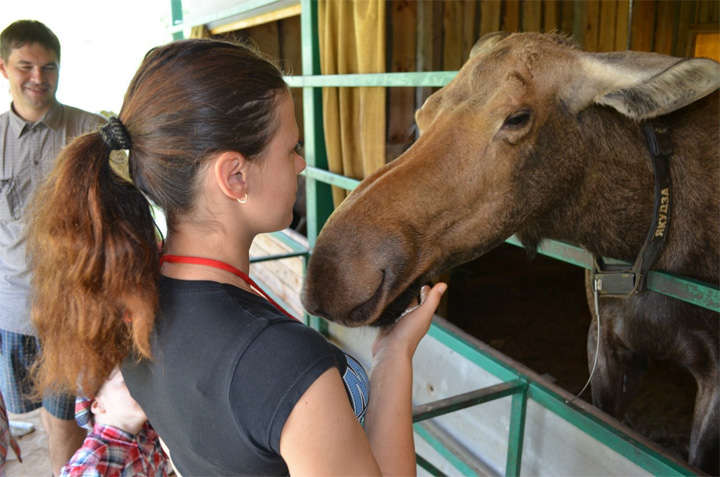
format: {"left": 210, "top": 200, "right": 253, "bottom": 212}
{"left": 301, "top": 217, "right": 415, "bottom": 327}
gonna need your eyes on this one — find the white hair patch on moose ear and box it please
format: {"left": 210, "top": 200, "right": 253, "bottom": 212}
{"left": 563, "top": 56, "right": 645, "bottom": 116}
{"left": 577, "top": 54, "right": 720, "bottom": 121}
{"left": 578, "top": 55, "right": 647, "bottom": 91}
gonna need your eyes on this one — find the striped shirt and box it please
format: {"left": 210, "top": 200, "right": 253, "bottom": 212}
{"left": 0, "top": 101, "right": 105, "bottom": 335}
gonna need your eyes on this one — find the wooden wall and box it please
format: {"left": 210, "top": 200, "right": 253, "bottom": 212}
{"left": 213, "top": 0, "right": 719, "bottom": 159}
{"left": 388, "top": 0, "right": 720, "bottom": 154}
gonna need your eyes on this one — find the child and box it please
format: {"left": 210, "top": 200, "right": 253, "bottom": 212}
{"left": 60, "top": 369, "right": 168, "bottom": 477}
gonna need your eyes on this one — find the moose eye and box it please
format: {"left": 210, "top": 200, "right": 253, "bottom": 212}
{"left": 502, "top": 110, "right": 532, "bottom": 129}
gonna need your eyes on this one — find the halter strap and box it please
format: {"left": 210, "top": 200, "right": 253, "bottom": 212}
{"left": 160, "top": 254, "right": 299, "bottom": 321}
{"left": 590, "top": 119, "right": 673, "bottom": 297}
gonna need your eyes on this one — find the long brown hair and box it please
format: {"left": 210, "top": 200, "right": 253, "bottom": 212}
{"left": 28, "top": 39, "right": 287, "bottom": 396}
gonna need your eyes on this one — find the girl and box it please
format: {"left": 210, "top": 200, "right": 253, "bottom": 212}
{"left": 28, "top": 39, "right": 446, "bottom": 476}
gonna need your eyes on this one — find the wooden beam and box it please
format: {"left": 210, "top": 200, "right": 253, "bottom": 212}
{"left": 630, "top": 0, "right": 656, "bottom": 52}
{"left": 443, "top": 0, "right": 464, "bottom": 70}
{"left": 415, "top": 0, "right": 443, "bottom": 129}
{"left": 696, "top": 0, "right": 712, "bottom": 23}
{"left": 210, "top": 4, "right": 301, "bottom": 34}
{"left": 615, "top": 0, "right": 630, "bottom": 50}
{"left": 523, "top": 0, "right": 543, "bottom": 32}
{"left": 598, "top": 0, "right": 617, "bottom": 52}
{"left": 245, "top": 21, "right": 280, "bottom": 59}
{"left": 480, "top": 0, "right": 502, "bottom": 36}
{"left": 389, "top": 0, "right": 417, "bottom": 147}
{"left": 676, "top": 0, "right": 697, "bottom": 56}
{"left": 503, "top": 0, "right": 520, "bottom": 32}
{"left": 583, "top": 0, "right": 600, "bottom": 52}
{"left": 462, "top": 0, "right": 479, "bottom": 60}
{"left": 560, "top": 0, "right": 575, "bottom": 36}
{"left": 654, "top": 0, "right": 675, "bottom": 55}
{"left": 543, "top": 0, "right": 560, "bottom": 33}
{"left": 573, "top": 0, "right": 587, "bottom": 47}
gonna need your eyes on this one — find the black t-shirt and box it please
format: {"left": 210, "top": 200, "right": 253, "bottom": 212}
{"left": 122, "top": 277, "right": 349, "bottom": 476}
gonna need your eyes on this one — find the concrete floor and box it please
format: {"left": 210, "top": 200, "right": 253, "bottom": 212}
{"left": 6, "top": 409, "right": 52, "bottom": 476}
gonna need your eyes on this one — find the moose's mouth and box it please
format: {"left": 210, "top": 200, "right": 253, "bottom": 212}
{"left": 361, "top": 279, "right": 426, "bottom": 329}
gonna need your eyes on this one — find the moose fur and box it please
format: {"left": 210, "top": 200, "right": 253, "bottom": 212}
{"left": 301, "top": 32, "right": 719, "bottom": 473}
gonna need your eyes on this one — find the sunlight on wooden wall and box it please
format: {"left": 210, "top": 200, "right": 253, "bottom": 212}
{"left": 693, "top": 32, "right": 720, "bottom": 61}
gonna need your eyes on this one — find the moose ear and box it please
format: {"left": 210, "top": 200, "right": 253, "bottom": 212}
{"left": 470, "top": 31, "right": 510, "bottom": 58}
{"left": 567, "top": 51, "right": 720, "bottom": 120}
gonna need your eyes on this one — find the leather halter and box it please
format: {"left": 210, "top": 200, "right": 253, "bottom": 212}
{"left": 591, "top": 120, "right": 673, "bottom": 297}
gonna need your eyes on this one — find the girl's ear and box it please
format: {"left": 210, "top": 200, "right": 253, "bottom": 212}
{"left": 213, "top": 151, "right": 248, "bottom": 201}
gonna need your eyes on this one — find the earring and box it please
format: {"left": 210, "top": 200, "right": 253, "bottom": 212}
{"left": 237, "top": 193, "right": 248, "bottom": 204}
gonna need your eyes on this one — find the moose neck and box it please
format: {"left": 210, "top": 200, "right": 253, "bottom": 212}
{"left": 524, "top": 110, "right": 661, "bottom": 264}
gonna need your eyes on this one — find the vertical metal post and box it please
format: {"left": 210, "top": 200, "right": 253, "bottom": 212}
{"left": 505, "top": 384, "right": 528, "bottom": 476}
{"left": 300, "top": 0, "right": 332, "bottom": 334}
{"left": 300, "top": 0, "right": 333, "bottom": 248}
{"left": 170, "top": 0, "right": 184, "bottom": 40}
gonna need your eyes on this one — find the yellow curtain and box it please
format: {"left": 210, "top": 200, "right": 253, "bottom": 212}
{"left": 318, "top": 0, "right": 386, "bottom": 206}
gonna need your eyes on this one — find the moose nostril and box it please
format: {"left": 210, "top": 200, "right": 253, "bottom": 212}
{"left": 309, "top": 307, "right": 327, "bottom": 319}
{"left": 300, "top": 290, "right": 323, "bottom": 318}
{"left": 347, "top": 269, "right": 386, "bottom": 325}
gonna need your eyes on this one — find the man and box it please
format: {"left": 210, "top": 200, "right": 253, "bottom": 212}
{"left": 0, "top": 20, "right": 106, "bottom": 476}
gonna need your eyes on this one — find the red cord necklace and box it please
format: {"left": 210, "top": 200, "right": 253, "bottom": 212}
{"left": 160, "top": 254, "right": 299, "bottom": 321}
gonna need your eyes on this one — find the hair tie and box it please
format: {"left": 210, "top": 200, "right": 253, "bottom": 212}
{"left": 100, "top": 117, "right": 132, "bottom": 150}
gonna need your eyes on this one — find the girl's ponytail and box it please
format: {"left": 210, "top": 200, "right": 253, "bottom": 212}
{"left": 28, "top": 129, "right": 159, "bottom": 396}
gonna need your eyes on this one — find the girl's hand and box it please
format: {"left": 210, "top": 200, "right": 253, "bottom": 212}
{"left": 371, "top": 282, "right": 447, "bottom": 360}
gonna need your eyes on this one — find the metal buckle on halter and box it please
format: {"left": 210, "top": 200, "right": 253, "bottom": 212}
{"left": 591, "top": 257, "right": 638, "bottom": 297}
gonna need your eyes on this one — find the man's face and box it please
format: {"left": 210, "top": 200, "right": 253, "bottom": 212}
{"left": 0, "top": 42, "right": 59, "bottom": 122}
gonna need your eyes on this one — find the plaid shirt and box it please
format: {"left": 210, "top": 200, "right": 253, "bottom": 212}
{"left": 60, "top": 422, "right": 168, "bottom": 477}
{"left": 0, "top": 391, "right": 21, "bottom": 473}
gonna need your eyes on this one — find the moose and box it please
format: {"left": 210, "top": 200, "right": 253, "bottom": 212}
{"left": 301, "top": 32, "right": 719, "bottom": 473}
